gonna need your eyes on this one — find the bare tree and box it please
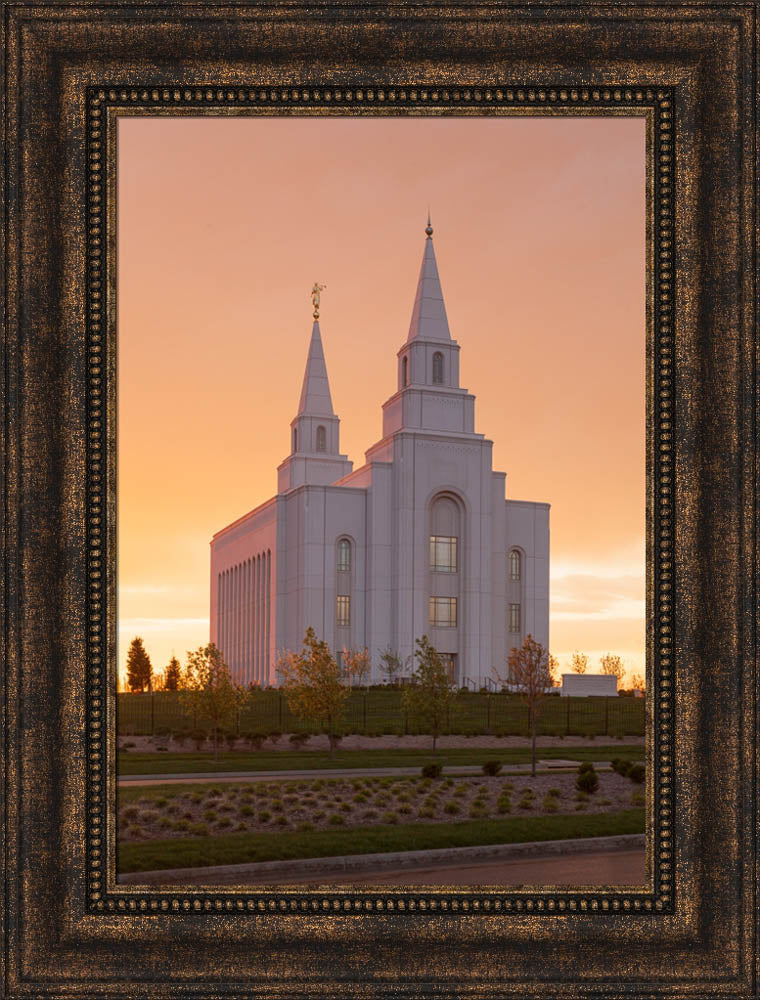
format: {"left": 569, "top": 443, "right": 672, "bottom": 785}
{"left": 378, "top": 646, "right": 411, "bottom": 687}
{"left": 600, "top": 653, "right": 625, "bottom": 684}
{"left": 342, "top": 646, "right": 371, "bottom": 690}
{"left": 497, "top": 634, "right": 552, "bottom": 776}
{"left": 570, "top": 652, "right": 588, "bottom": 674}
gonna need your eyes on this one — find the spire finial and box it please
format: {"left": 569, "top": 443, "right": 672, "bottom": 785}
{"left": 425, "top": 212, "right": 433, "bottom": 239}
{"left": 311, "top": 282, "right": 326, "bottom": 319}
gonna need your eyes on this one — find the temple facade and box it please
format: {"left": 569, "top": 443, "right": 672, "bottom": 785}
{"left": 210, "top": 222, "right": 550, "bottom": 688}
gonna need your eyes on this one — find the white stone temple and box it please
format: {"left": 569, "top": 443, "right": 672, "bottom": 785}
{"left": 210, "top": 222, "right": 550, "bottom": 688}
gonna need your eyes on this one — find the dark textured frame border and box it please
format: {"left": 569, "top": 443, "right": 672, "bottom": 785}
{"left": 3, "top": 4, "right": 757, "bottom": 998}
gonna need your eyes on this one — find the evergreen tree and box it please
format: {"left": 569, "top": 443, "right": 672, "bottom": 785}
{"left": 125, "top": 636, "right": 152, "bottom": 693}
{"left": 164, "top": 655, "right": 182, "bottom": 691}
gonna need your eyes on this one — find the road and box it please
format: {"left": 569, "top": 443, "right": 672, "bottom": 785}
{"left": 120, "top": 848, "right": 647, "bottom": 887}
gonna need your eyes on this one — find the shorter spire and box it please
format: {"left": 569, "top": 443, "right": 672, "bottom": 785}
{"left": 297, "top": 321, "right": 336, "bottom": 417}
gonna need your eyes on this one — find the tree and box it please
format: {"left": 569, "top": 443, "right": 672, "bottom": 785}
{"left": 570, "top": 651, "right": 588, "bottom": 675}
{"left": 402, "top": 636, "right": 455, "bottom": 755}
{"left": 125, "top": 636, "right": 152, "bottom": 693}
{"left": 378, "top": 646, "right": 411, "bottom": 686}
{"left": 630, "top": 672, "right": 645, "bottom": 693}
{"left": 276, "top": 628, "right": 348, "bottom": 758}
{"left": 549, "top": 653, "right": 561, "bottom": 687}
{"left": 342, "top": 647, "right": 371, "bottom": 689}
{"left": 180, "top": 643, "right": 246, "bottom": 762}
{"left": 600, "top": 653, "right": 625, "bottom": 684}
{"left": 499, "top": 634, "right": 552, "bottom": 776}
{"left": 164, "top": 655, "right": 182, "bottom": 691}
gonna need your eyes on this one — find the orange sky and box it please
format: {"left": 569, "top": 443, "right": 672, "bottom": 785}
{"left": 117, "top": 115, "right": 645, "bottom": 688}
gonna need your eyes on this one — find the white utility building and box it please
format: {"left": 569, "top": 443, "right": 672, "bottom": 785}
{"left": 210, "top": 222, "right": 550, "bottom": 688}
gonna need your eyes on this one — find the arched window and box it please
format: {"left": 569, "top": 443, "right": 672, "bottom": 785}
{"left": 316, "top": 425, "right": 327, "bottom": 452}
{"left": 293, "top": 427, "right": 298, "bottom": 453}
{"left": 509, "top": 549, "right": 521, "bottom": 581}
{"left": 402, "top": 355, "right": 408, "bottom": 386}
{"left": 432, "top": 352, "right": 444, "bottom": 384}
{"left": 337, "top": 538, "right": 351, "bottom": 572}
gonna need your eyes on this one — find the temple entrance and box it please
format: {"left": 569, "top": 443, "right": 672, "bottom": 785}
{"left": 440, "top": 654, "right": 457, "bottom": 684}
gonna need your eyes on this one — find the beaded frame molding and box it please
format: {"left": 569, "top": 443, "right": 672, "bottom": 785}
{"left": 90, "top": 85, "right": 669, "bottom": 916}
{"left": 3, "top": 4, "right": 757, "bottom": 998}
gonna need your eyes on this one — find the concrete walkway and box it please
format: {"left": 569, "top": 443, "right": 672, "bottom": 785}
{"left": 119, "top": 833, "right": 646, "bottom": 887}
{"left": 118, "top": 760, "right": 614, "bottom": 786}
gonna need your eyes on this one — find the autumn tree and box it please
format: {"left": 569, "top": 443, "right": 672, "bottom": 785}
{"left": 126, "top": 636, "right": 153, "bottom": 693}
{"left": 571, "top": 652, "right": 588, "bottom": 675}
{"left": 342, "top": 646, "right": 371, "bottom": 690}
{"left": 180, "top": 643, "right": 246, "bottom": 762}
{"left": 402, "top": 636, "right": 455, "bottom": 755}
{"left": 164, "top": 655, "right": 182, "bottom": 691}
{"left": 549, "top": 653, "right": 561, "bottom": 687}
{"left": 631, "top": 672, "right": 645, "bottom": 693}
{"left": 378, "top": 647, "right": 411, "bottom": 687}
{"left": 499, "top": 634, "right": 553, "bottom": 776}
{"left": 600, "top": 653, "right": 625, "bottom": 684}
{"left": 276, "top": 628, "right": 348, "bottom": 758}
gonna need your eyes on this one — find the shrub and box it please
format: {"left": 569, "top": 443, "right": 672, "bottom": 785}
{"left": 166, "top": 802, "right": 181, "bottom": 815}
{"left": 328, "top": 813, "right": 345, "bottom": 826}
{"left": 173, "top": 819, "right": 190, "bottom": 831}
{"left": 153, "top": 797, "right": 168, "bottom": 808}
{"left": 578, "top": 761, "right": 595, "bottom": 775}
{"left": 125, "top": 825, "right": 142, "bottom": 838}
{"left": 206, "top": 787, "right": 223, "bottom": 798}
{"left": 275, "top": 815, "right": 288, "bottom": 826}
{"left": 239, "top": 804, "right": 254, "bottom": 816}
{"left": 383, "top": 811, "right": 399, "bottom": 824}
{"left": 421, "top": 762, "right": 443, "bottom": 779}
{"left": 122, "top": 741, "right": 136, "bottom": 749}
{"left": 268, "top": 730, "right": 282, "bottom": 746}
{"left": 362, "top": 809, "right": 378, "bottom": 820}
{"left": 576, "top": 767, "right": 599, "bottom": 794}
{"left": 631, "top": 791, "right": 645, "bottom": 806}
{"left": 444, "top": 802, "right": 460, "bottom": 815}
{"left": 140, "top": 810, "right": 158, "bottom": 824}
{"left": 547, "top": 788, "right": 561, "bottom": 798}
{"left": 217, "top": 802, "right": 234, "bottom": 813}
{"left": 469, "top": 805, "right": 487, "bottom": 819}
{"left": 418, "top": 806, "right": 435, "bottom": 818}
{"left": 611, "top": 758, "right": 631, "bottom": 777}
{"left": 296, "top": 822, "right": 314, "bottom": 832}
{"left": 189, "top": 822, "right": 208, "bottom": 836}
{"left": 190, "top": 729, "right": 207, "bottom": 751}
{"left": 225, "top": 732, "right": 238, "bottom": 750}
{"left": 339, "top": 802, "right": 352, "bottom": 813}
{"left": 258, "top": 810, "right": 272, "bottom": 823}
{"left": 121, "top": 805, "right": 139, "bottom": 821}
{"left": 398, "top": 804, "right": 413, "bottom": 815}
{"left": 173, "top": 729, "right": 189, "bottom": 747}
{"left": 542, "top": 794, "right": 558, "bottom": 813}
{"left": 496, "top": 797, "right": 511, "bottom": 814}
{"left": 628, "top": 763, "right": 645, "bottom": 784}
{"left": 482, "top": 760, "right": 503, "bottom": 776}
{"left": 247, "top": 734, "right": 264, "bottom": 751}
{"left": 217, "top": 816, "right": 232, "bottom": 828}
{"left": 289, "top": 732, "right": 309, "bottom": 749}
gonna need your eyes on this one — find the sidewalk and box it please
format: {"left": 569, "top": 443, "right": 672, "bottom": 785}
{"left": 118, "top": 833, "right": 646, "bottom": 886}
{"left": 118, "top": 759, "right": 614, "bottom": 786}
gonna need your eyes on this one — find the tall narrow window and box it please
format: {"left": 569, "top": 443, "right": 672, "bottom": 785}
{"left": 429, "top": 597, "right": 457, "bottom": 627}
{"left": 430, "top": 535, "right": 457, "bottom": 573}
{"left": 316, "top": 425, "right": 326, "bottom": 452}
{"left": 509, "top": 603, "right": 521, "bottom": 633}
{"left": 509, "top": 549, "right": 522, "bottom": 581}
{"left": 337, "top": 538, "right": 351, "bottom": 572}
{"left": 432, "top": 351, "right": 444, "bottom": 384}
{"left": 293, "top": 427, "right": 298, "bottom": 452}
{"left": 402, "top": 355, "right": 408, "bottom": 386}
{"left": 336, "top": 595, "right": 351, "bottom": 627}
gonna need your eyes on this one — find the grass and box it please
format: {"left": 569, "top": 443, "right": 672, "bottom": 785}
{"left": 119, "top": 808, "right": 645, "bottom": 873}
{"left": 117, "top": 745, "right": 644, "bottom": 776}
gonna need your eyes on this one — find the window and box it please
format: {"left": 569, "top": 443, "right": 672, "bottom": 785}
{"left": 293, "top": 427, "right": 298, "bottom": 452}
{"left": 336, "top": 595, "right": 351, "bottom": 627}
{"left": 316, "top": 425, "right": 326, "bottom": 452}
{"left": 430, "top": 535, "right": 457, "bottom": 573}
{"left": 509, "top": 549, "right": 521, "bottom": 581}
{"left": 509, "top": 603, "right": 521, "bottom": 633}
{"left": 432, "top": 351, "right": 444, "bottom": 384}
{"left": 337, "top": 538, "right": 351, "bottom": 572}
{"left": 429, "top": 597, "right": 457, "bottom": 627}
{"left": 402, "top": 355, "right": 408, "bottom": 386}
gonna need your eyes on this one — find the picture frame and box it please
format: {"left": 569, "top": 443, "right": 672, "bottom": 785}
{"left": 2, "top": 2, "right": 757, "bottom": 996}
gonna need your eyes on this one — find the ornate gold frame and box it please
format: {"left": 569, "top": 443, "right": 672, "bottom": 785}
{"left": 2, "top": 4, "right": 757, "bottom": 997}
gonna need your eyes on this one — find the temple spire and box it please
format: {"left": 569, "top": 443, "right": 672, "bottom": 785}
{"left": 297, "top": 320, "right": 335, "bottom": 417}
{"left": 407, "top": 216, "right": 451, "bottom": 343}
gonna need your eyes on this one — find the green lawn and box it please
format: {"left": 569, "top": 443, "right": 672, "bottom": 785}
{"left": 118, "top": 744, "right": 644, "bottom": 776}
{"left": 119, "top": 808, "right": 645, "bottom": 873}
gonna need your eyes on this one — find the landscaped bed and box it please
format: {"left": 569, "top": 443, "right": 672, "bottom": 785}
{"left": 118, "top": 771, "right": 645, "bottom": 844}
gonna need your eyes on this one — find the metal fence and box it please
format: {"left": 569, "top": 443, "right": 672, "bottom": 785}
{"left": 117, "top": 690, "right": 645, "bottom": 739}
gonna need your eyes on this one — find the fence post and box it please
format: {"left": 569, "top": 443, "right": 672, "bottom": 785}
{"left": 363, "top": 694, "right": 367, "bottom": 731}
{"left": 150, "top": 693, "right": 155, "bottom": 736}
{"left": 279, "top": 692, "right": 283, "bottom": 729}
{"left": 604, "top": 697, "right": 609, "bottom": 737}
{"left": 486, "top": 693, "right": 491, "bottom": 734}
{"left": 236, "top": 707, "right": 240, "bottom": 736}
{"left": 566, "top": 697, "right": 570, "bottom": 736}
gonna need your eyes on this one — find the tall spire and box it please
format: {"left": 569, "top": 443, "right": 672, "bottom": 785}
{"left": 297, "top": 321, "right": 335, "bottom": 417}
{"left": 406, "top": 216, "right": 451, "bottom": 343}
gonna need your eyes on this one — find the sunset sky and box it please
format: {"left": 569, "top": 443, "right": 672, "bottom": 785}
{"left": 117, "top": 114, "right": 646, "bottom": 689}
